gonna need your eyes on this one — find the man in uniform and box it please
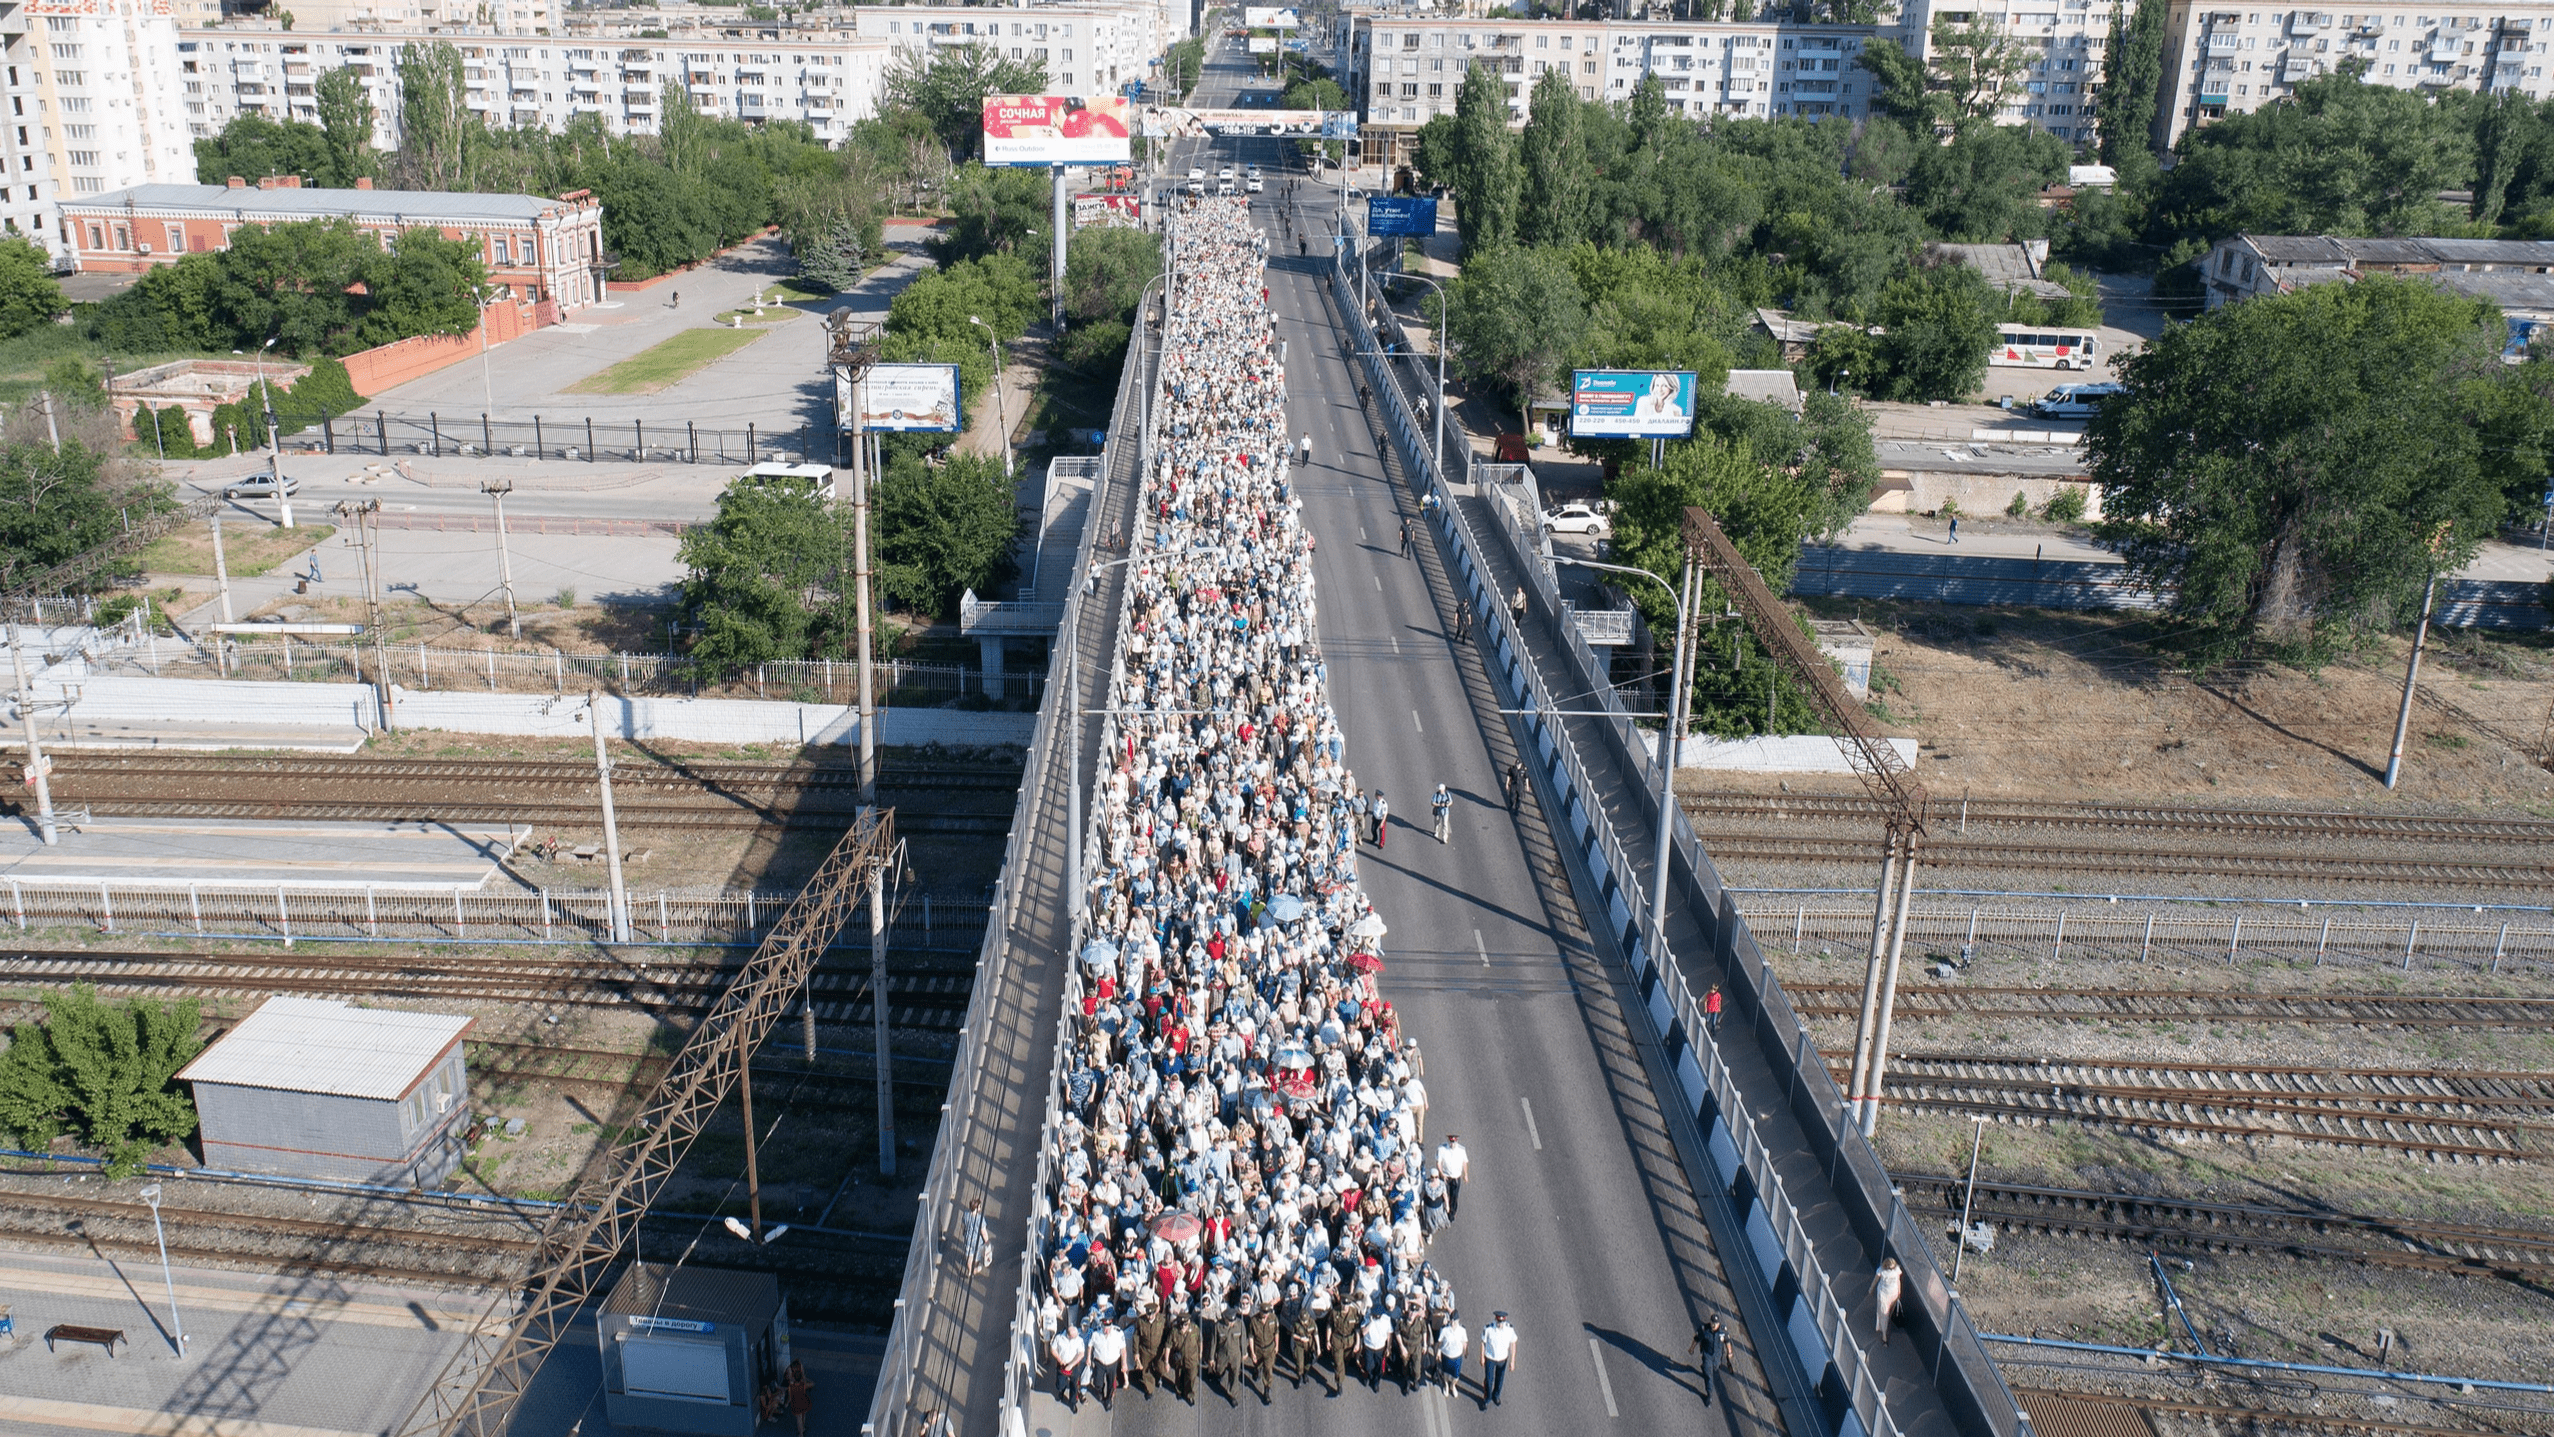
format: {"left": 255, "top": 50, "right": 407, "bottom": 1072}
{"left": 1327, "top": 1293, "right": 1360, "bottom": 1391}
{"left": 1397, "top": 1298, "right": 1433, "bottom": 1394}
{"left": 1247, "top": 1295, "right": 1281, "bottom": 1400}
{"left": 1133, "top": 1301, "right": 1168, "bottom": 1396}
{"left": 1171, "top": 1306, "right": 1206, "bottom": 1404}
{"left": 1287, "top": 1287, "right": 1325, "bottom": 1390}
{"left": 1210, "top": 1302, "right": 1248, "bottom": 1403}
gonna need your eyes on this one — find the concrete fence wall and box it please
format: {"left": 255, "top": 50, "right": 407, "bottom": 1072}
{"left": 18, "top": 673, "right": 1037, "bottom": 748}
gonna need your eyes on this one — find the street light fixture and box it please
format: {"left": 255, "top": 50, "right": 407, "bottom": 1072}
{"left": 966, "top": 315, "right": 1011, "bottom": 478}
{"left": 137, "top": 1183, "right": 185, "bottom": 1356}
{"left": 1380, "top": 271, "right": 1449, "bottom": 483}
{"left": 1552, "top": 554, "right": 1703, "bottom": 969}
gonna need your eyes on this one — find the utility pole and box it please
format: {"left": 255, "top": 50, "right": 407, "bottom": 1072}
{"left": 138, "top": 1184, "right": 186, "bottom": 1356}
{"left": 209, "top": 513, "right": 236, "bottom": 675}
{"left": 1051, "top": 163, "right": 1069, "bottom": 329}
{"left": 2384, "top": 571, "right": 2440, "bottom": 791}
{"left": 872, "top": 852, "right": 894, "bottom": 1180}
{"left": 830, "top": 314, "right": 881, "bottom": 803}
{"left": 738, "top": 1026, "right": 763, "bottom": 1240}
{"left": 39, "top": 390, "right": 57, "bottom": 452}
{"left": 483, "top": 479, "right": 521, "bottom": 640}
{"left": 10, "top": 623, "right": 55, "bottom": 845}
{"left": 587, "top": 691, "right": 632, "bottom": 943}
{"left": 337, "top": 501, "right": 391, "bottom": 728}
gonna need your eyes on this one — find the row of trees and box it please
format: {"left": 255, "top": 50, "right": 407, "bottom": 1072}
{"left": 0, "top": 986, "right": 202, "bottom": 1178}
{"left": 86, "top": 218, "right": 485, "bottom": 359}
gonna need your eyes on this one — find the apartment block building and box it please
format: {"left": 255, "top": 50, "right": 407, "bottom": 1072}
{"left": 19, "top": 0, "right": 193, "bottom": 230}
{"left": 2153, "top": 6, "right": 2554, "bottom": 149}
{"left": 0, "top": 35, "right": 67, "bottom": 261}
{"left": 178, "top": 25, "right": 895, "bottom": 147}
{"left": 850, "top": 3, "right": 1169, "bottom": 100}
{"left": 1889, "top": 0, "right": 2110, "bottom": 147}
{"left": 249, "top": 0, "right": 552, "bottom": 35}
{"left": 1345, "top": 13, "right": 1875, "bottom": 169}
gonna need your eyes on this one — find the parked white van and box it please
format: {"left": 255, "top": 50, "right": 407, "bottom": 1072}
{"left": 2031, "top": 383, "right": 2123, "bottom": 419}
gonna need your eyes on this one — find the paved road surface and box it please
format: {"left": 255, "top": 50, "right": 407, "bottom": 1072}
{"left": 1050, "top": 46, "right": 1786, "bottom": 1437}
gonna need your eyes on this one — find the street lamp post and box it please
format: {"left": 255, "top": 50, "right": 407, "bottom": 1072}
{"left": 476, "top": 282, "right": 504, "bottom": 419}
{"left": 1552, "top": 555, "right": 1700, "bottom": 967}
{"left": 234, "top": 337, "right": 292, "bottom": 528}
{"left": 967, "top": 315, "right": 1011, "bottom": 478}
{"left": 1383, "top": 271, "right": 1450, "bottom": 483}
{"left": 482, "top": 478, "right": 520, "bottom": 640}
{"left": 138, "top": 1184, "right": 185, "bottom": 1356}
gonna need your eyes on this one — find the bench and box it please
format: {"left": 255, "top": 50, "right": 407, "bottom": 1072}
{"left": 44, "top": 1325, "right": 123, "bottom": 1356}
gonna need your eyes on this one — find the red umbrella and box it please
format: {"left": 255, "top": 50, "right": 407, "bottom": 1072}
{"left": 1276, "top": 1070, "right": 1317, "bottom": 1099}
{"left": 1348, "top": 951, "right": 1385, "bottom": 974}
{"left": 1152, "top": 1212, "right": 1203, "bottom": 1244}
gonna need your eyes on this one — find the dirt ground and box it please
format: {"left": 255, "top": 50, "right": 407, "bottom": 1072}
{"left": 1778, "top": 600, "right": 2554, "bottom": 810}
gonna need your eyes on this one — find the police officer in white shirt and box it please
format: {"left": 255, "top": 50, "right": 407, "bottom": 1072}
{"left": 1479, "top": 1311, "right": 1517, "bottom": 1407}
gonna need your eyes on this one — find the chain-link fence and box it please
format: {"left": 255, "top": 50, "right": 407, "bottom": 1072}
{"left": 289, "top": 410, "right": 835, "bottom": 467}
{"left": 77, "top": 627, "right": 1045, "bottom": 706}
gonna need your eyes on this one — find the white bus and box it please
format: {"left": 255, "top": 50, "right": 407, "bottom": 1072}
{"left": 1990, "top": 326, "right": 2101, "bottom": 371}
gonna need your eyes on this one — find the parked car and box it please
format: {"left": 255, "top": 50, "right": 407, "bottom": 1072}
{"left": 2031, "top": 382, "right": 2123, "bottom": 419}
{"left": 1540, "top": 502, "right": 1612, "bottom": 537}
{"left": 220, "top": 475, "right": 300, "bottom": 500}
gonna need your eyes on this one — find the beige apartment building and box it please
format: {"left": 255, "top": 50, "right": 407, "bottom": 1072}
{"left": 20, "top": 0, "right": 193, "bottom": 237}
{"left": 2153, "top": 5, "right": 2553, "bottom": 148}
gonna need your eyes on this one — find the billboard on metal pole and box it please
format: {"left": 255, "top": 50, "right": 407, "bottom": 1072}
{"left": 982, "top": 95, "right": 1132, "bottom": 165}
{"left": 1140, "top": 106, "right": 1346, "bottom": 137}
{"left": 840, "top": 364, "right": 963, "bottom": 433}
{"left": 1247, "top": 36, "right": 1278, "bottom": 52}
{"left": 1366, "top": 195, "right": 1437, "bottom": 237}
{"left": 1073, "top": 194, "right": 1144, "bottom": 230}
{"left": 1570, "top": 370, "right": 1699, "bottom": 439}
{"left": 1243, "top": 6, "right": 1302, "bottom": 25}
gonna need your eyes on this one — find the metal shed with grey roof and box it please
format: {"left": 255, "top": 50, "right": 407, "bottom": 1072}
{"left": 599, "top": 1264, "right": 792, "bottom": 1436}
{"left": 176, "top": 995, "right": 473, "bottom": 1186}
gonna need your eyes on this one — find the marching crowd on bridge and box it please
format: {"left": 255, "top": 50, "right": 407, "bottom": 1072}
{"left": 1018, "top": 194, "right": 1517, "bottom": 1413}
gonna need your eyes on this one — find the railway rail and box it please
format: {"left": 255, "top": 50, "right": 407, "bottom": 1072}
{"left": 1695, "top": 835, "right": 2551, "bottom": 888}
{"left": 1898, "top": 1172, "right": 2554, "bottom": 1279}
{"left": 1685, "top": 794, "right": 2554, "bottom": 845}
{"left": 1785, "top": 983, "right": 2554, "bottom": 1029}
{"left": 1845, "top": 1053, "right": 2550, "bottom": 1160}
{"left": 2012, "top": 1387, "right": 2541, "bottom": 1437}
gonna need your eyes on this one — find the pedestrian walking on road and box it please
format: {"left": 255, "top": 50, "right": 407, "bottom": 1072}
{"left": 1372, "top": 791, "right": 1389, "bottom": 848}
{"left": 1480, "top": 1312, "right": 1517, "bottom": 1407}
{"left": 1051, "top": 1326, "right": 1087, "bottom": 1411}
{"left": 1874, "top": 1257, "right": 1903, "bottom": 1344}
{"left": 1705, "top": 984, "right": 1724, "bottom": 1036}
{"left": 1505, "top": 760, "right": 1526, "bottom": 812}
{"left": 1431, "top": 783, "right": 1452, "bottom": 843}
{"left": 784, "top": 1359, "right": 813, "bottom": 1436}
{"left": 1437, "top": 1312, "right": 1469, "bottom": 1398}
{"left": 961, "top": 1196, "right": 990, "bottom": 1275}
{"left": 1455, "top": 603, "right": 1472, "bottom": 644}
{"left": 1946, "top": 514, "right": 1960, "bottom": 544}
{"left": 1691, "top": 1317, "right": 1732, "bottom": 1407}
{"left": 1436, "top": 1134, "right": 1469, "bottom": 1217}
{"left": 1400, "top": 516, "right": 1415, "bottom": 557}
{"left": 1359, "top": 1306, "right": 1395, "bottom": 1389}
{"left": 1090, "top": 1318, "right": 1128, "bottom": 1406}
{"left": 1300, "top": 432, "right": 1313, "bottom": 466}
{"left": 1509, "top": 585, "right": 1528, "bottom": 627}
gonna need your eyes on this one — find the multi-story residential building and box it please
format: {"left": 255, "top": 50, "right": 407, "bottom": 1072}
{"left": 178, "top": 25, "right": 895, "bottom": 148}
{"left": 61, "top": 175, "right": 608, "bottom": 308}
{"left": 0, "top": 45, "right": 68, "bottom": 262}
{"left": 1344, "top": 13, "right": 1875, "bottom": 170}
{"left": 1889, "top": 0, "right": 2108, "bottom": 148}
{"left": 2152, "top": 6, "right": 2554, "bottom": 150}
{"left": 851, "top": 4, "right": 1166, "bottom": 99}
{"left": 247, "top": 0, "right": 551, "bottom": 36}
{"left": 21, "top": 0, "right": 194, "bottom": 216}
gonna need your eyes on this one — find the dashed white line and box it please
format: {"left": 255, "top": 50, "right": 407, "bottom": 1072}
{"left": 1375, "top": 575, "right": 1383, "bottom": 591}
{"left": 1412, "top": 709, "right": 1424, "bottom": 734}
{"left": 1476, "top": 928, "right": 1489, "bottom": 967}
{"left": 1521, "top": 1097, "right": 1543, "bottom": 1150}
{"left": 1588, "top": 1337, "right": 1620, "bottom": 1418}
{"left": 1391, "top": 636, "right": 1401, "bottom": 655}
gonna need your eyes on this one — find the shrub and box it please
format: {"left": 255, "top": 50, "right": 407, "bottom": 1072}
{"left": 2038, "top": 486, "right": 2088, "bottom": 524}
{"left": 2005, "top": 490, "right": 2030, "bottom": 516}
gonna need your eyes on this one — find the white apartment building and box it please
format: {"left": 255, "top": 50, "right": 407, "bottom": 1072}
{"left": 20, "top": 0, "right": 193, "bottom": 220}
{"left": 0, "top": 41, "right": 68, "bottom": 262}
{"left": 1346, "top": 14, "right": 1874, "bottom": 169}
{"left": 179, "top": 26, "right": 895, "bottom": 147}
{"left": 1889, "top": 0, "right": 2110, "bottom": 148}
{"left": 248, "top": 0, "right": 551, "bottom": 35}
{"left": 2154, "top": 6, "right": 2554, "bottom": 149}
{"left": 852, "top": 4, "right": 1165, "bottom": 99}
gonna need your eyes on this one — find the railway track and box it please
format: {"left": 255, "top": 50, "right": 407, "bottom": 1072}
{"left": 0, "top": 948, "right": 979, "bottom": 1030}
{"left": 52, "top": 798, "right": 1012, "bottom": 834}
{"left": 1693, "top": 834, "right": 2552, "bottom": 888}
{"left": 1785, "top": 983, "right": 2554, "bottom": 1029}
{"left": 2012, "top": 1387, "right": 2538, "bottom": 1437}
{"left": 45, "top": 754, "right": 1024, "bottom": 791}
{"left": 1848, "top": 1053, "right": 2550, "bottom": 1159}
{"left": 1684, "top": 794, "right": 2554, "bottom": 845}
{"left": 1898, "top": 1172, "right": 2554, "bottom": 1278}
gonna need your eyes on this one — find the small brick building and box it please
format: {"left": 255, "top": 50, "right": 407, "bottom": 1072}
{"left": 176, "top": 995, "right": 474, "bottom": 1187}
{"left": 61, "top": 177, "right": 608, "bottom": 312}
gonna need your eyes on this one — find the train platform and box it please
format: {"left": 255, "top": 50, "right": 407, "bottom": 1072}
{"left": 0, "top": 817, "right": 527, "bottom": 890}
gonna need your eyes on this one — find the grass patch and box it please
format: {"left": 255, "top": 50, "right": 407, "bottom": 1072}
{"left": 564, "top": 327, "right": 770, "bottom": 395}
{"left": 139, "top": 522, "right": 334, "bottom": 578}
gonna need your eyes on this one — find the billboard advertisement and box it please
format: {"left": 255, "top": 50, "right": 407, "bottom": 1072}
{"left": 1570, "top": 370, "right": 1699, "bottom": 439}
{"left": 1247, "top": 36, "right": 1278, "bottom": 52}
{"left": 841, "top": 363, "right": 962, "bottom": 433}
{"left": 1243, "top": 6, "right": 1302, "bottom": 25}
{"left": 1366, "top": 195, "right": 1437, "bottom": 237}
{"left": 1073, "top": 194, "right": 1144, "bottom": 230}
{"left": 982, "top": 94, "right": 1131, "bottom": 166}
{"left": 1141, "top": 106, "right": 1339, "bottom": 137}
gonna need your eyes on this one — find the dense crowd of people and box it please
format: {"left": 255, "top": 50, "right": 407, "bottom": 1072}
{"left": 1025, "top": 194, "right": 1495, "bottom": 1411}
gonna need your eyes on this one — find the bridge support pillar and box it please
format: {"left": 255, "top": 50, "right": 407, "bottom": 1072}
{"left": 978, "top": 636, "right": 1008, "bottom": 700}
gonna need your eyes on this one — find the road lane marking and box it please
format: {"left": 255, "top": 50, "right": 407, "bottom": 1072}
{"left": 1413, "top": 709, "right": 1424, "bottom": 734}
{"left": 1361, "top": 525, "right": 1368, "bottom": 540}
{"left": 1588, "top": 1338, "right": 1621, "bottom": 1418}
{"left": 1421, "top": 1384, "right": 1454, "bottom": 1437}
{"left": 1476, "top": 928, "right": 1489, "bottom": 966}
{"left": 1375, "top": 575, "right": 1383, "bottom": 591}
{"left": 1521, "top": 1097, "right": 1542, "bottom": 1150}
{"left": 1392, "top": 636, "right": 1401, "bottom": 654}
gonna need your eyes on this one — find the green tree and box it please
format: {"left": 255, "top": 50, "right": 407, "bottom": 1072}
{"left": 1855, "top": 40, "right": 1952, "bottom": 135}
{"left": 1873, "top": 264, "right": 1998, "bottom": 401}
{"left": 0, "top": 439, "right": 169, "bottom": 587}
{"left": 2470, "top": 91, "right": 2540, "bottom": 226}
{"left": 0, "top": 986, "right": 202, "bottom": 1178}
{"left": 1517, "top": 68, "right": 1589, "bottom": 248}
{"left": 0, "top": 237, "right": 64, "bottom": 340}
{"left": 2148, "top": 68, "right": 2471, "bottom": 248}
{"left": 884, "top": 44, "right": 1052, "bottom": 163}
{"left": 936, "top": 162, "right": 1052, "bottom": 264}
{"left": 314, "top": 67, "right": 377, "bottom": 187}
{"left": 357, "top": 227, "right": 485, "bottom": 347}
{"left": 209, "top": 217, "right": 377, "bottom": 354}
{"left": 1062, "top": 226, "right": 1161, "bottom": 326}
{"left": 2096, "top": 0, "right": 2168, "bottom": 165}
{"left": 1447, "top": 63, "right": 1521, "bottom": 255}
{"left": 874, "top": 449, "right": 1021, "bottom": 614}
{"left": 396, "top": 41, "right": 471, "bottom": 190}
{"left": 677, "top": 474, "right": 846, "bottom": 674}
{"left": 1907, "top": 122, "right": 2071, "bottom": 241}
{"left": 194, "top": 112, "right": 332, "bottom": 187}
{"left": 2088, "top": 275, "right": 2514, "bottom": 667}
{"left": 1444, "top": 244, "right": 1586, "bottom": 433}
{"left": 1927, "top": 18, "right": 2028, "bottom": 125}
{"left": 1409, "top": 112, "right": 1462, "bottom": 187}
{"left": 776, "top": 166, "right": 884, "bottom": 293}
